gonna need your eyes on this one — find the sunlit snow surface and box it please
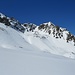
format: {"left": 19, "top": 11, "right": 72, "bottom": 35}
{"left": 0, "top": 23, "right": 75, "bottom": 75}
{"left": 0, "top": 47, "right": 75, "bottom": 75}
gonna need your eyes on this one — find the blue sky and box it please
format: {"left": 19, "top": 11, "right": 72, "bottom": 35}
{"left": 0, "top": 0, "right": 75, "bottom": 34}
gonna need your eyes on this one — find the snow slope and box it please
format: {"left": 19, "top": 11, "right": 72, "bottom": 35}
{"left": 0, "top": 47, "right": 75, "bottom": 75}
{"left": 0, "top": 23, "right": 34, "bottom": 50}
{"left": 0, "top": 23, "right": 75, "bottom": 59}
{"left": 21, "top": 29, "right": 75, "bottom": 59}
{"left": 0, "top": 21, "right": 75, "bottom": 75}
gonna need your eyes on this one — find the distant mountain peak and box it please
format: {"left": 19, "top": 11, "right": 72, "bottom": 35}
{"left": 0, "top": 12, "right": 75, "bottom": 47}
{"left": 42, "top": 21, "right": 54, "bottom": 26}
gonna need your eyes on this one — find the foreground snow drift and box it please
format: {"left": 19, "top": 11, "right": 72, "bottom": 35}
{"left": 0, "top": 48, "right": 75, "bottom": 75}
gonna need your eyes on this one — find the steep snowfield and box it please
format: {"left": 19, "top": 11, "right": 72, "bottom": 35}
{"left": 0, "top": 23, "right": 39, "bottom": 51}
{"left": 21, "top": 30, "right": 75, "bottom": 59}
{"left": 0, "top": 23, "right": 75, "bottom": 59}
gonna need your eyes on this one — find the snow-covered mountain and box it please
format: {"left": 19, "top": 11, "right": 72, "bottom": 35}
{"left": 0, "top": 13, "right": 75, "bottom": 59}
{"left": 0, "top": 13, "right": 75, "bottom": 75}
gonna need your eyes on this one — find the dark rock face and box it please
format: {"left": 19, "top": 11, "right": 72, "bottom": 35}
{"left": 0, "top": 13, "right": 25, "bottom": 33}
{"left": 38, "top": 22, "right": 75, "bottom": 46}
{"left": 22, "top": 23, "right": 37, "bottom": 32}
{"left": 0, "top": 16, "right": 10, "bottom": 26}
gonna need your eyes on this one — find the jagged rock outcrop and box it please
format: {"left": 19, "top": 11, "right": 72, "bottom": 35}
{"left": 0, "top": 13, "right": 25, "bottom": 33}
{"left": 38, "top": 22, "right": 75, "bottom": 46}
{"left": 22, "top": 23, "right": 36, "bottom": 32}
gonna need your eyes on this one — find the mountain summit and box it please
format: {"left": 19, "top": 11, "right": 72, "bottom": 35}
{"left": 0, "top": 13, "right": 75, "bottom": 59}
